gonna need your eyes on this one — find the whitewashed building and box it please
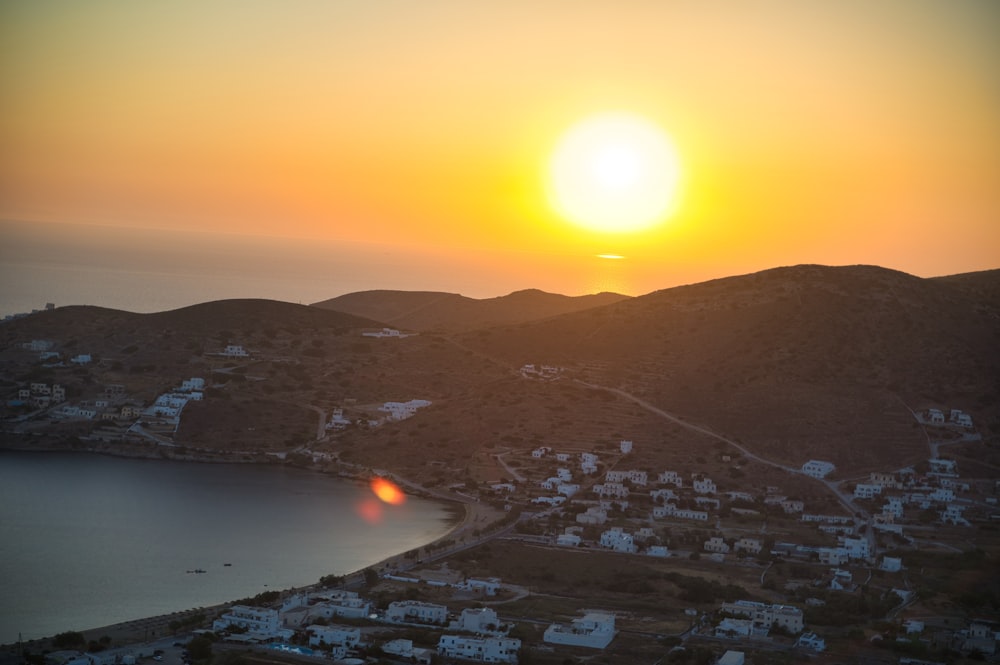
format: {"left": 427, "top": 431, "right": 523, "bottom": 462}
{"left": 213, "top": 606, "right": 290, "bottom": 639}
{"left": 379, "top": 399, "right": 432, "bottom": 421}
{"left": 802, "top": 460, "right": 835, "bottom": 479}
{"left": 386, "top": 601, "right": 448, "bottom": 625}
{"left": 657, "top": 471, "right": 683, "bottom": 487}
{"left": 704, "top": 536, "right": 730, "bottom": 553}
{"left": 306, "top": 625, "right": 361, "bottom": 649}
{"left": 692, "top": 477, "right": 717, "bottom": 494}
{"left": 544, "top": 611, "right": 615, "bottom": 649}
{"left": 451, "top": 607, "right": 501, "bottom": 634}
{"left": 599, "top": 527, "right": 637, "bottom": 553}
{"left": 437, "top": 635, "right": 520, "bottom": 663}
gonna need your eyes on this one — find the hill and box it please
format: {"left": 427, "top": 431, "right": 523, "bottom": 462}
{"left": 455, "top": 264, "right": 1000, "bottom": 473}
{"left": 311, "top": 288, "right": 630, "bottom": 332}
{"left": 2, "top": 266, "right": 997, "bottom": 480}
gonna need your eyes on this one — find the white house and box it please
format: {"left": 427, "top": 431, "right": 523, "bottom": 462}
{"left": 839, "top": 536, "right": 870, "bottom": 560}
{"left": 654, "top": 505, "right": 709, "bottom": 521}
{"left": 379, "top": 399, "right": 432, "bottom": 421}
{"left": 600, "top": 527, "right": 638, "bottom": 553}
{"left": 704, "top": 536, "right": 730, "bottom": 553}
{"left": 928, "top": 458, "right": 957, "bottom": 474}
{"left": 543, "top": 611, "right": 615, "bottom": 649}
{"left": 451, "top": 607, "right": 501, "bottom": 634}
{"left": 307, "top": 625, "right": 361, "bottom": 649}
{"left": 715, "top": 618, "right": 753, "bottom": 638}
{"left": 605, "top": 469, "right": 647, "bottom": 486}
{"left": 386, "top": 601, "right": 448, "bottom": 625}
{"left": 213, "top": 606, "right": 290, "bottom": 639}
{"left": 721, "top": 600, "right": 803, "bottom": 634}
{"left": 363, "top": 327, "right": 410, "bottom": 338}
{"left": 593, "top": 482, "right": 629, "bottom": 499}
{"left": 657, "top": 471, "right": 683, "bottom": 487}
{"left": 854, "top": 483, "right": 883, "bottom": 499}
{"left": 326, "top": 408, "right": 352, "bottom": 431}
{"left": 310, "top": 595, "right": 372, "bottom": 620}
{"left": 531, "top": 447, "right": 550, "bottom": 458}
{"left": 796, "top": 632, "right": 826, "bottom": 651}
{"left": 437, "top": 635, "right": 520, "bottom": 663}
{"left": 650, "top": 488, "right": 678, "bottom": 502}
{"left": 620, "top": 439, "right": 633, "bottom": 454}
{"left": 180, "top": 377, "right": 205, "bottom": 392}
{"left": 801, "top": 513, "right": 851, "bottom": 524}
{"left": 818, "top": 547, "right": 849, "bottom": 566}
{"left": 556, "top": 467, "right": 573, "bottom": 482}
{"left": 880, "top": 556, "right": 902, "bottom": 572}
{"left": 802, "top": 460, "right": 835, "bottom": 479}
{"left": 692, "top": 477, "right": 717, "bottom": 494}
{"left": 780, "top": 500, "right": 804, "bottom": 514}
{"left": 556, "top": 483, "right": 579, "bottom": 497}
{"left": 463, "top": 578, "right": 502, "bottom": 596}
{"left": 382, "top": 639, "right": 433, "bottom": 665}
{"left": 734, "top": 537, "right": 763, "bottom": 555}
{"left": 70, "top": 354, "right": 92, "bottom": 365}
{"left": 221, "top": 344, "right": 249, "bottom": 358}
{"left": 556, "top": 533, "right": 581, "bottom": 547}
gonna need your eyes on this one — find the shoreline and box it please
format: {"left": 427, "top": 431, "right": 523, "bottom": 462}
{"left": 0, "top": 447, "right": 477, "bottom": 650}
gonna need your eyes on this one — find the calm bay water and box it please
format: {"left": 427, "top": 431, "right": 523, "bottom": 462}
{"left": 0, "top": 452, "right": 459, "bottom": 644}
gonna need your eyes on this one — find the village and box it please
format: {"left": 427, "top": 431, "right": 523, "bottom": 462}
{"left": 3, "top": 330, "right": 999, "bottom": 664}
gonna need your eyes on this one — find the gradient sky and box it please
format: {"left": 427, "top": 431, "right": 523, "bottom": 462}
{"left": 1, "top": 1, "right": 998, "bottom": 299}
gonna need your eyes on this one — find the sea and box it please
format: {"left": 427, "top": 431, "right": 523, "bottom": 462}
{"left": 0, "top": 452, "right": 460, "bottom": 645}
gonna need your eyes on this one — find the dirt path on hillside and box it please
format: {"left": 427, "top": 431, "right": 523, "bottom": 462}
{"left": 572, "top": 378, "right": 860, "bottom": 517}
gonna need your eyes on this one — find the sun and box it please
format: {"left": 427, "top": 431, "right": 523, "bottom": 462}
{"left": 547, "top": 112, "right": 682, "bottom": 233}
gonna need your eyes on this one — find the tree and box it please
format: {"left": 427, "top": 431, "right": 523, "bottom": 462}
{"left": 363, "top": 567, "right": 379, "bottom": 587}
{"left": 186, "top": 636, "right": 212, "bottom": 663}
{"left": 53, "top": 632, "right": 86, "bottom": 649}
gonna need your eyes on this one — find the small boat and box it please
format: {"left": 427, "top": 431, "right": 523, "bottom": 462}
{"left": 223, "top": 563, "right": 232, "bottom": 567}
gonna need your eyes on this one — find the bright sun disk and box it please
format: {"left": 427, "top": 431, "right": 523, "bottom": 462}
{"left": 548, "top": 112, "right": 682, "bottom": 233}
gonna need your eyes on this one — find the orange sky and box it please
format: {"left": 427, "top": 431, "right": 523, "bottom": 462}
{"left": 1, "top": 1, "right": 998, "bottom": 297}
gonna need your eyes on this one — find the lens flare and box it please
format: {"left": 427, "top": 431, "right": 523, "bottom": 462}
{"left": 371, "top": 477, "right": 406, "bottom": 505}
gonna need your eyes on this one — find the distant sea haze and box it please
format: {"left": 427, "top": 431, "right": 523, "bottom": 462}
{"left": 0, "top": 219, "right": 638, "bottom": 316}
{"left": 0, "top": 452, "right": 458, "bottom": 644}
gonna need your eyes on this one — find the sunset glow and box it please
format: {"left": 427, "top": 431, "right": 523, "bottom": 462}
{"left": 0, "top": 2, "right": 997, "bottom": 302}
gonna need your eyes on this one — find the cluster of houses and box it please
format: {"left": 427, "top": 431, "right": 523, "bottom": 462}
{"left": 9, "top": 376, "right": 209, "bottom": 431}
{"left": 519, "top": 364, "right": 562, "bottom": 380}
{"left": 141, "top": 378, "right": 205, "bottom": 425}
{"left": 15, "top": 338, "right": 91, "bottom": 365}
{"left": 325, "top": 399, "right": 433, "bottom": 432}
{"left": 362, "top": 327, "right": 415, "bottom": 339}
{"left": 853, "top": 458, "right": 982, "bottom": 528}
{"left": 924, "top": 407, "right": 975, "bottom": 429}
{"left": 10, "top": 381, "right": 66, "bottom": 409}
{"left": 208, "top": 585, "right": 620, "bottom": 663}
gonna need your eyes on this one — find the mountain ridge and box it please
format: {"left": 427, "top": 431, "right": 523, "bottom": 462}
{"left": 2, "top": 264, "right": 997, "bottom": 477}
